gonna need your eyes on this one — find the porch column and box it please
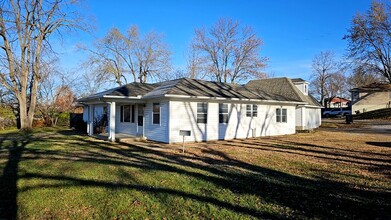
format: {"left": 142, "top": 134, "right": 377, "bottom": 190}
{"left": 88, "top": 104, "right": 94, "bottom": 136}
{"left": 109, "top": 102, "right": 116, "bottom": 142}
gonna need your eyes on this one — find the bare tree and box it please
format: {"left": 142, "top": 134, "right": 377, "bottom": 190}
{"left": 82, "top": 26, "right": 171, "bottom": 85}
{"left": 344, "top": 0, "right": 391, "bottom": 83}
{"left": 0, "top": 0, "right": 84, "bottom": 129}
{"left": 191, "top": 18, "right": 267, "bottom": 83}
{"left": 185, "top": 44, "right": 208, "bottom": 79}
{"left": 348, "top": 65, "right": 383, "bottom": 88}
{"left": 37, "top": 60, "right": 77, "bottom": 126}
{"left": 310, "top": 51, "right": 341, "bottom": 106}
{"left": 323, "top": 72, "right": 349, "bottom": 107}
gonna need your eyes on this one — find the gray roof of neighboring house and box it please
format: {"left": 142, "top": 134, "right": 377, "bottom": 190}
{"left": 246, "top": 77, "right": 321, "bottom": 107}
{"left": 350, "top": 82, "right": 391, "bottom": 92}
{"left": 78, "top": 77, "right": 320, "bottom": 106}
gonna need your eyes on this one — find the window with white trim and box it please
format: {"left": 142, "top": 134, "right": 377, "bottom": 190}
{"left": 120, "top": 105, "right": 131, "bottom": 122}
{"left": 197, "top": 103, "right": 208, "bottom": 123}
{"left": 252, "top": 104, "right": 258, "bottom": 117}
{"left": 219, "top": 103, "right": 229, "bottom": 123}
{"left": 276, "top": 108, "right": 287, "bottom": 123}
{"left": 246, "top": 104, "right": 258, "bottom": 117}
{"left": 153, "top": 103, "right": 160, "bottom": 124}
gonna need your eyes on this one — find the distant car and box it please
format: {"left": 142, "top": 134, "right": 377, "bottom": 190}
{"left": 323, "top": 109, "right": 351, "bottom": 117}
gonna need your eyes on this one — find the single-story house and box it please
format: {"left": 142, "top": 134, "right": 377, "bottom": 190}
{"left": 324, "top": 96, "right": 350, "bottom": 108}
{"left": 78, "top": 77, "right": 321, "bottom": 143}
{"left": 350, "top": 83, "right": 391, "bottom": 114}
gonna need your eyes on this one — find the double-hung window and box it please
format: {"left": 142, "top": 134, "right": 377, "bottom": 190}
{"left": 153, "top": 103, "right": 160, "bottom": 124}
{"left": 219, "top": 103, "right": 229, "bottom": 123}
{"left": 120, "top": 105, "right": 135, "bottom": 123}
{"left": 276, "top": 108, "right": 287, "bottom": 123}
{"left": 197, "top": 103, "right": 208, "bottom": 123}
{"left": 120, "top": 105, "right": 131, "bottom": 122}
{"left": 246, "top": 104, "right": 258, "bottom": 117}
{"left": 252, "top": 105, "right": 258, "bottom": 117}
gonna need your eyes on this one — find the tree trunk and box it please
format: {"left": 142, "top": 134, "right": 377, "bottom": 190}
{"left": 18, "top": 98, "right": 30, "bottom": 129}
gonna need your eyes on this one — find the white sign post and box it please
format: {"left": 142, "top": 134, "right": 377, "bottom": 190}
{"left": 179, "top": 130, "right": 191, "bottom": 153}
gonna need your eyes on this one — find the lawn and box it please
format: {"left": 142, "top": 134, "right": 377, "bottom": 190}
{"left": 0, "top": 125, "right": 390, "bottom": 219}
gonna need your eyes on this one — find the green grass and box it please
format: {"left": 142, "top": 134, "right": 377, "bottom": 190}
{"left": 0, "top": 128, "right": 390, "bottom": 219}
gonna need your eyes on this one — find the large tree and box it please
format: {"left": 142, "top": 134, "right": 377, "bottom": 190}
{"left": 344, "top": 0, "right": 391, "bottom": 83}
{"left": 310, "top": 51, "right": 347, "bottom": 106}
{"left": 82, "top": 26, "right": 171, "bottom": 85}
{"left": 348, "top": 64, "right": 382, "bottom": 88}
{"left": 0, "top": 0, "right": 83, "bottom": 129}
{"left": 191, "top": 18, "right": 267, "bottom": 83}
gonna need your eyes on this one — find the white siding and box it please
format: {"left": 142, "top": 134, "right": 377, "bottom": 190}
{"left": 304, "top": 107, "right": 321, "bottom": 129}
{"left": 169, "top": 100, "right": 296, "bottom": 143}
{"left": 83, "top": 106, "right": 89, "bottom": 122}
{"left": 144, "top": 100, "right": 169, "bottom": 143}
{"left": 115, "top": 103, "right": 137, "bottom": 135}
{"left": 295, "top": 108, "right": 302, "bottom": 127}
{"left": 294, "top": 83, "right": 308, "bottom": 95}
{"left": 93, "top": 104, "right": 105, "bottom": 121}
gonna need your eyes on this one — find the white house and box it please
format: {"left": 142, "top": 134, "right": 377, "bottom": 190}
{"left": 78, "top": 77, "right": 322, "bottom": 143}
{"left": 246, "top": 78, "right": 322, "bottom": 131}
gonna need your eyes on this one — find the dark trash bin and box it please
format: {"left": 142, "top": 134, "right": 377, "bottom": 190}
{"left": 345, "top": 114, "right": 353, "bottom": 124}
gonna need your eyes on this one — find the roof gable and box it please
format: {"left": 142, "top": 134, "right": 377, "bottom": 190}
{"left": 246, "top": 77, "right": 321, "bottom": 107}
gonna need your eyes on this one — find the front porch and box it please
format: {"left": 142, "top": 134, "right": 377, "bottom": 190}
{"left": 84, "top": 101, "right": 146, "bottom": 142}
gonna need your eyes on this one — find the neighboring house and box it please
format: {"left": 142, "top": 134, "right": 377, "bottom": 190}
{"left": 324, "top": 97, "right": 350, "bottom": 108}
{"left": 78, "top": 77, "right": 322, "bottom": 143}
{"left": 350, "top": 83, "right": 391, "bottom": 114}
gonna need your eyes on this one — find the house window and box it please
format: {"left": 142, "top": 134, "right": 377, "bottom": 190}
{"left": 276, "top": 108, "right": 287, "bottom": 123}
{"left": 246, "top": 104, "right": 258, "bottom": 117}
{"left": 219, "top": 103, "right": 229, "bottom": 123}
{"left": 197, "top": 103, "right": 208, "bottom": 123}
{"left": 246, "top": 104, "right": 252, "bottom": 117}
{"left": 120, "top": 105, "right": 131, "bottom": 122}
{"left": 253, "top": 104, "right": 258, "bottom": 117}
{"left": 153, "top": 103, "right": 160, "bottom": 124}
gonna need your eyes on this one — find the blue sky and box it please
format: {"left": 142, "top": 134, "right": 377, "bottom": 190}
{"left": 58, "top": 0, "right": 375, "bottom": 82}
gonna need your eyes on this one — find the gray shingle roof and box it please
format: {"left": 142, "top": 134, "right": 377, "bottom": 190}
{"left": 246, "top": 77, "right": 321, "bottom": 107}
{"left": 78, "top": 82, "right": 159, "bottom": 102}
{"left": 78, "top": 77, "right": 319, "bottom": 106}
{"left": 291, "top": 78, "right": 307, "bottom": 83}
{"left": 144, "top": 78, "right": 284, "bottom": 100}
{"left": 350, "top": 82, "right": 391, "bottom": 92}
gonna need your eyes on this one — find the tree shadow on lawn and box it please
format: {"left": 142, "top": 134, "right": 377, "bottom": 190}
{"left": 235, "top": 138, "right": 391, "bottom": 165}
{"left": 366, "top": 141, "right": 391, "bottom": 148}
{"left": 0, "top": 131, "right": 35, "bottom": 219}
{"left": 1, "top": 129, "right": 391, "bottom": 219}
